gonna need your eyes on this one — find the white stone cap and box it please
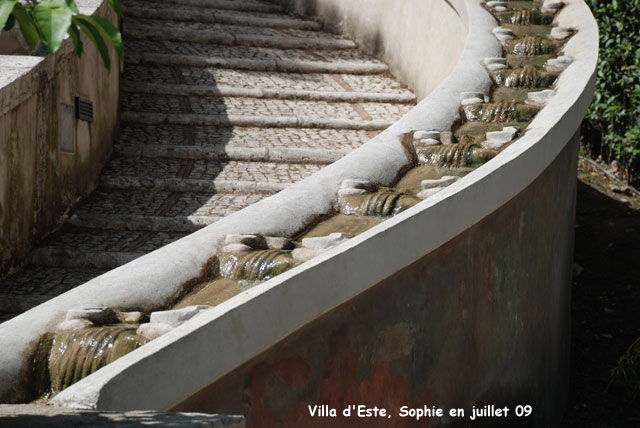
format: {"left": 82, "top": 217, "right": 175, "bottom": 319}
{"left": 421, "top": 176, "right": 460, "bottom": 190}
{"left": 526, "top": 89, "right": 555, "bottom": 107}
{"left": 545, "top": 56, "right": 573, "bottom": 72}
{"left": 460, "top": 91, "right": 486, "bottom": 105}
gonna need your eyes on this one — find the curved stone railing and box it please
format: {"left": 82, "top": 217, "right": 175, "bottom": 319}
{"left": 0, "top": 0, "right": 597, "bottom": 422}
{"left": 0, "top": 0, "right": 120, "bottom": 278}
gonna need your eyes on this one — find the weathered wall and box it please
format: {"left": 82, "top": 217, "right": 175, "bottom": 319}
{"left": 171, "top": 134, "right": 579, "bottom": 428}
{"left": 0, "top": 2, "right": 120, "bottom": 278}
{"left": 275, "top": 0, "right": 467, "bottom": 100}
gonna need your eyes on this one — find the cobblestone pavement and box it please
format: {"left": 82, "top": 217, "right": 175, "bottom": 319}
{"left": 0, "top": 0, "right": 415, "bottom": 323}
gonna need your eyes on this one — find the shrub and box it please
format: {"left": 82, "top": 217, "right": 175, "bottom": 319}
{"left": 583, "top": 0, "right": 640, "bottom": 184}
{"left": 0, "top": 0, "right": 122, "bottom": 70}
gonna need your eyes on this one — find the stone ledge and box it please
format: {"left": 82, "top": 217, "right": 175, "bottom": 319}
{"left": 0, "top": 405, "right": 244, "bottom": 427}
{"left": 0, "top": 0, "right": 109, "bottom": 116}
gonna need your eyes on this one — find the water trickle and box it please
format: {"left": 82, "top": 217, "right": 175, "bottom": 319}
{"left": 508, "top": 36, "right": 555, "bottom": 56}
{"left": 463, "top": 101, "right": 539, "bottom": 123}
{"left": 340, "top": 191, "right": 420, "bottom": 217}
{"left": 33, "top": 325, "right": 146, "bottom": 399}
{"left": 219, "top": 250, "right": 299, "bottom": 281}
{"left": 505, "top": 9, "right": 553, "bottom": 25}
{"left": 417, "top": 143, "right": 497, "bottom": 168}
{"left": 493, "top": 65, "right": 557, "bottom": 88}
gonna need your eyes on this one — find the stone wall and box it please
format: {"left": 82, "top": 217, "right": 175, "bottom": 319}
{"left": 0, "top": 1, "right": 120, "bottom": 278}
{"left": 171, "top": 133, "right": 579, "bottom": 428}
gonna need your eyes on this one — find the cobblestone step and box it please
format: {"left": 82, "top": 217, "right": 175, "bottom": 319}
{"left": 124, "top": 40, "right": 383, "bottom": 66}
{"left": 114, "top": 143, "right": 350, "bottom": 164}
{"left": 121, "top": 93, "right": 408, "bottom": 124}
{"left": 100, "top": 176, "right": 291, "bottom": 194}
{"left": 0, "top": 266, "right": 107, "bottom": 300}
{"left": 72, "top": 190, "right": 267, "bottom": 219}
{"left": 121, "top": 82, "right": 416, "bottom": 104}
{"left": 117, "top": 125, "right": 373, "bottom": 152}
{"left": 124, "top": 25, "right": 356, "bottom": 50}
{"left": 122, "top": 66, "right": 411, "bottom": 95}
{"left": 102, "top": 157, "right": 323, "bottom": 182}
{"left": 123, "top": 3, "right": 322, "bottom": 30}
{"left": 31, "top": 249, "right": 148, "bottom": 270}
{"left": 67, "top": 213, "right": 221, "bottom": 233}
{"left": 123, "top": 17, "right": 345, "bottom": 43}
{"left": 148, "top": 0, "right": 283, "bottom": 13}
{"left": 121, "top": 112, "right": 394, "bottom": 130}
{"left": 125, "top": 52, "right": 388, "bottom": 74}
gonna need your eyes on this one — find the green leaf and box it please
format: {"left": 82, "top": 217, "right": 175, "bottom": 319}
{"left": 33, "top": 0, "right": 74, "bottom": 53}
{"left": 85, "top": 14, "right": 122, "bottom": 61}
{"left": 67, "top": 22, "right": 82, "bottom": 58}
{"left": 107, "top": 0, "right": 121, "bottom": 16}
{"left": 64, "top": 0, "right": 79, "bottom": 14}
{"left": 12, "top": 4, "right": 39, "bottom": 50}
{"left": 73, "top": 15, "right": 110, "bottom": 70}
{"left": 0, "top": 0, "right": 17, "bottom": 34}
{"left": 3, "top": 13, "right": 15, "bottom": 31}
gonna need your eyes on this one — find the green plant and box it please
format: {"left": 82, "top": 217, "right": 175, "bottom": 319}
{"left": 0, "top": 0, "right": 122, "bottom": 70}
{"left": 610, "top": 337, "right": 640, "bottom": 397}
{"left": 584, "top": 0, "right": 640, "bottom": 184}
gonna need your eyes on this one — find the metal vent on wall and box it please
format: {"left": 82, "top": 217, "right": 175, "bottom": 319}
{"left": 75, "top": 97, "right": 94, "bottom": 122}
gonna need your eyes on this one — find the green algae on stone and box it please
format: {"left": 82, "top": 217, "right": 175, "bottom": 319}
{"left": 490, "top": 88, "right": 533, "bottom": 103}
{"left": 395, "top": 166, "right": 472, "bottom": 194}
{"left": 492, "top": 65, "right": 558, "bottom": 88}
{"left": 417, "top": 143, "right": 497, "bottom": 168}
{"left": 33, "top": 325, "right": 147, "bottom": 399}
{"left": 173, "top": 278, "right": 244, "bottom": 309}
{"left": 339, "top": 191, "right": 420, "bottom": 217}
{"left": 299, "top": 214, "right": 385, "bottom": 239}
{"left": 500, "top": 9, "right": 553, "bottom": 25}
{"left": 219, "top": 250, "right": 299, "bottom": 281}
{"left": 463, "top": 101, "right": 539, "bottom": 123}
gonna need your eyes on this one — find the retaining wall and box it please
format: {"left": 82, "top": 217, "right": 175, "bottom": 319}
{"left": 0, "top": 0, "right": 120, "bottom": 277}
{"left": 0, "top": 0, "right": 597, "bottom": 426}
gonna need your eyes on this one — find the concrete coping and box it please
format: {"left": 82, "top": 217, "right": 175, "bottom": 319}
{"left": 0, "top": 0, "right": 598, "bottom": 409}
{"left": 0, "top": 0, "right": 109, "bottom": 116}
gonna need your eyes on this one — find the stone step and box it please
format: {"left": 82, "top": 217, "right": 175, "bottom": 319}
{"left": 121, "top": 82, "right": 416, "bottom": 104}
{"left": 125, "top": 52, "right": 389, "bottom": 75}
{"left": 0, "top": 266, "right": 106, "bottom": 306}
{"left": 0, "top": 294, "right": 53, "bottom": 316}
{"left": 120, "top": 93, "right": 408, "bottom": 124}
{"left": 121, "top": 111, "right": 394, "bottom": 131}
{"left": 72, "top": 189, "right": 267, "bottom": 220}
{"left": 122, "top": 4, "right": 322, "bottom": 30}
{"left": 114, "top": 143, "right": 349, "bottom": 164}
{"left": 124, "top": 40, "right": 384, "bottom": 69}
{"left": 117, "top": 124, "right": 373, "bottom": 152}
{"left": 31, "top": 249, "right": 147, "bottom": 270}
{"left": 124, "top": 25, "right": 356, "bottom": 50}
{"left": 100, "top": 176, "right": 292, "bottom": 194}
{"left": 122, "top": 17, "right": 345, "bottom": 44}
{"left": 101, "top": 157, "right": 323, "bottom": 184}
{"left": 146, "top": 0, "right": 283, "bottom": 13}
{"left": 122, "top": 65, "right": 411, "bottom": 96}
{"left": 67, "top": 213, "right": 221, "bottom": 233}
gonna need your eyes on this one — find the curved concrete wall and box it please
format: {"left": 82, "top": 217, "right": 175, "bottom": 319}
{"left": 0, "top": 0, "right": 597, "bottom": 423}
{"left": 0, "top": 1, "right": 120, "bottom": 278}
{"left": 278, "top": 0, "right": 468, "bottom": 100}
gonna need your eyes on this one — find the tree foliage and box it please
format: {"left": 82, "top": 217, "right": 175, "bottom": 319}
{"left": 0, "top": 0, "right": 122, "bottom": 70}
{"left": 584, "top": 0, "right": 640, "bottom": 183}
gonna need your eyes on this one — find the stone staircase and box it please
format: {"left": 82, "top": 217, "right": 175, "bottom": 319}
{"left": 0, "top": 0, "right": 415, "bottom": 322}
